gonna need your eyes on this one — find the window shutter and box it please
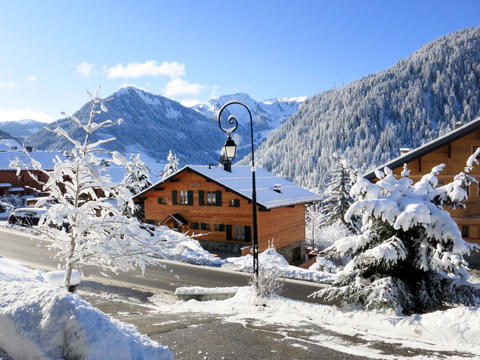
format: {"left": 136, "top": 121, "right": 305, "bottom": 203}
{"left": 188, "top": 190, "right": 194, "bottom": 205}
{"left": 172, "top": 190, "right": 177, "bottom": 205}
{"left": 245, "top": 226, "right": 252, "bottom": 242}
{"left": 235, "top": 199, "right": 240, "bottom": 207}
{"left": 198, "top": 190, "right": 204, "bottom": 206}
{"left": 215, "top": 190, "right": 222, "bottom": 206}
{"left": 226, "top": 224, "right": 232, "bottom": 240}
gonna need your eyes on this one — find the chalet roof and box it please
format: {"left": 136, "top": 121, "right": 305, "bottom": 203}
{"left": 0, "top": 151, "right": 65, "bottom": 171}
{"left": 134, "top": 165, "right": 321, "bottom": 209}
{"left": 364, "top": 116, "right": 480, "bottom": 180}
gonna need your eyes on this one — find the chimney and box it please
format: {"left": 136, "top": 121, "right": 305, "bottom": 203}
{"left": 273, "top": 184, "right": 282, "bottom": 193}
{"left": 399, "top": 148, "right": 410, "bottom": 156}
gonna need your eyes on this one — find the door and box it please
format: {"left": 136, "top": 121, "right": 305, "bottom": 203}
{"left": 226, "top": 224, "right": 232, "bottom": 240}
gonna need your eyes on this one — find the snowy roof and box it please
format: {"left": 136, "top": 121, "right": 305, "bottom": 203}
{"left": 364, "top": 115, "right": 480, "bottom": 180}
{"left": 0, "top": 151, "right": 64, "bottom": 171}
{"left": 135, "top": 165, "right": 321, "bottom": 209}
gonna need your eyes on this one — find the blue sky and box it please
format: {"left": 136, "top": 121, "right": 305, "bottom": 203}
{"left": 0, "top": 0, "right": 478, "bottom": 122}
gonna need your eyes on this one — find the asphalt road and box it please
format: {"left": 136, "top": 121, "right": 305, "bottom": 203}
{"left": 0, "top": 226, "right": 327, "bottom": 302}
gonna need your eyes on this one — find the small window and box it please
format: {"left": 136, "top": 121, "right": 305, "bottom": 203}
{"left": 201, "top": 223, "right": 211, "bottom": 230}
{"left": 462, "top": 225, "right": 469, "bottom": 238}
{"left": 229, "top": 199, "right": 240, "bottom": 207}
{"left": 157, "top": 197, "right": 167, "bottom": 205}
{"left": 234, "top": 225, "right": 245, "bottom": 241}
{"left": 145, "top": 219, "right": 155, "bottom": 225}
{"left": 191, "top": 222, "right": 199, "bottom": 230}
{"left": 215, "top": 224, "right": 225, "bottom": 231}
{"left": 179, "top": 190, "right": 188, "bottom": 205}
{"left": 179, "top": 190, "right": 193, "bottom": 205}
{"left": 206, "top": 191, "right": 216, "bottom": 205}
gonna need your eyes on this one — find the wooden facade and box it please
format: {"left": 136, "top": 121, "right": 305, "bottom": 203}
{"left": 0, "top": 169, "right": 49, "bottom": 195}
{"left": 366, "top": 120, "right": 480, "bottom": 246}
{"left": 137, "top": 166, "right": 315, "bottom": 264}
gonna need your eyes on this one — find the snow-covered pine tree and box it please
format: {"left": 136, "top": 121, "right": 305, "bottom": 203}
{"left": 121, "top": 153, "right": 152, "bottom": 220}
{"left": 313, "top": 152, "right": 480, "bottom": 314}
{"left": 162, "top": 150, "right": 179, "bottom": 179}
{"left": 13, "top": 88, "right": 167, "bottom": 290}
{"left": 122, "top": 154, "right": 152, "bottom": 195}
{"left": 319, "top": 157, "right": 359, "bottom": 232}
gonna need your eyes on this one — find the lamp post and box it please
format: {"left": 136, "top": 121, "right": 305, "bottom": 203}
{"left": 217, "top": 101, "right": 259, "bottom": 280}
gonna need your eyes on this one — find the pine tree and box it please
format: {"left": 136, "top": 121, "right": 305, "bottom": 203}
{"left": 121, "top": 153, "right": 152, "bottom": 219}
{"left": 162, "top": 150, "right": 179, "bottom": 179}
{"left": 320, "top": 157, "right": 359, "bottom": 233}
{"left": 313, "top": 153, "right": 480, "bottom": 315}
{"left": 122, "top": 154, "right": 151, "bottom": 195}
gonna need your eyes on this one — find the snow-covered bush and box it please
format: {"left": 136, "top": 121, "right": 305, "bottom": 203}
{"left": 313, "top": 153, "right": 480, "bottom": 315}
{"left": 11, "top": 88, "right": 172, "bottom": 289}
{"left": 308, "top": 219, "right": 352, "bottom": 250}
{"left": 250, "top": 266, "right": 284, "bottom": 298}
{"left": 309, "top": 256, "right": 338, "bottom": 274}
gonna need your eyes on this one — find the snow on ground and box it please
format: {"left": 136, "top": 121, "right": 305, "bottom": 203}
{"left": 225, "top": 246, "right": 333, "bottom": 282}
{"left": 0, "top": 257, "right": 172, "bottom": 360}
{"left": 152, "top": 286, "right": 480, "bottom": 359}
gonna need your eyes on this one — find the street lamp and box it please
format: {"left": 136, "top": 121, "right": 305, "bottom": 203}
{"left": 217, "top": 101, "right": 259, "bottom": 280}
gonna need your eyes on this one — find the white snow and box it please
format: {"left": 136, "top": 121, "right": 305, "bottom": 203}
{"left": 225, "top": 246, "right": 332, "bottom": 282}
{"left": 0, "top": 257, "right": 172, "bottom": 359}
{"left": 45, "top": 269, "right": 82, "bottom": 286}
{"left": 154, "top": 286, "right": 480, "bottom": 359}
{"left": 175, "top": 286, "right": 239, "bottom": 296}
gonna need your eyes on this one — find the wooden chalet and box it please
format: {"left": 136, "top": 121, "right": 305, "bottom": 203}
{"left": 364, "top": 116, "right": 480, "bottom": 261}
{"left": 134, "top": 165, "right": 321, "bottom": 264}
{"left": 0, "top": 151, "right": 63, "bottom": 196}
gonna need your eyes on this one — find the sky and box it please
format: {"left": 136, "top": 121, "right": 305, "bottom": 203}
{"left": 0, "top": 0, "right": 478, "bottom": 123}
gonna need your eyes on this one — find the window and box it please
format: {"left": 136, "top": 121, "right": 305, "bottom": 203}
{"left": 215, "top": 224, "right": 225, "bottom": 231}
{"left": 157, "top": 197, "right": 167, "bottom": 205}
{"left": 229, "top": 199, "right": 240, "bottom": 207}
{"left": 176, "top": 190, "right": 193, "bottom": 205}
{"left": 462, "top": 225, "right": 469, "bottom": 238}
{"left": 145, "top": 219, "right": 155, "bottom": 225}
{"left": 234, "top": 225, "right": 245, "bottom": 241}
{"left": 191, "top": 222, "right": 199, "bottom": 230}
{"left": 180, "top": 190, "right": 188, "bottom": 204}
{"left": 207, "top": 191, "right": 216, "bottom": 205}
{"left": 201, "top": 223, "right": 211, "bottom": 230}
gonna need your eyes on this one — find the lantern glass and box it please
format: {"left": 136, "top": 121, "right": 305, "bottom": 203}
{"left": 223, "top": 136, "right": 237, "bottom": 160}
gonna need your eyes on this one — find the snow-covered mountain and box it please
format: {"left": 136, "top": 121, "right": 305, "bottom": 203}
{"left": 248, "top": 27, "right": 480, "bottom": 191}
{"left": 26, "top": 88, "right": 306, "bottom": 168}
{"left": 192, "top": 93, "right": 305, "bottom": 156}
{"left": 0, "top": 120, "right": 45, "bottom": 142}
{"left": 27, "top": 87, "right": 227, "bottom": 167}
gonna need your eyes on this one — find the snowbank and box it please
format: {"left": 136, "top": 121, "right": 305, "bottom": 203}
{"left": 0, "top": 257, "right": 172, "bottom": 360}
{"left": 157, "top": 286, "right": 480, "bottom": 358}
{"left": 226, "top": 246, "right": 332, "bottom": 282}
{"left": 45, "top": 269, "right": 82, "bottom": 286}
{"left": 152, "top": 226, "right": 226, "bottom": 267}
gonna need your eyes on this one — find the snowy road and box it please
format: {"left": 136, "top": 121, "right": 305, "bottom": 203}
{"left": 0, "top": 227, "right": 327, "bottom": 302}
